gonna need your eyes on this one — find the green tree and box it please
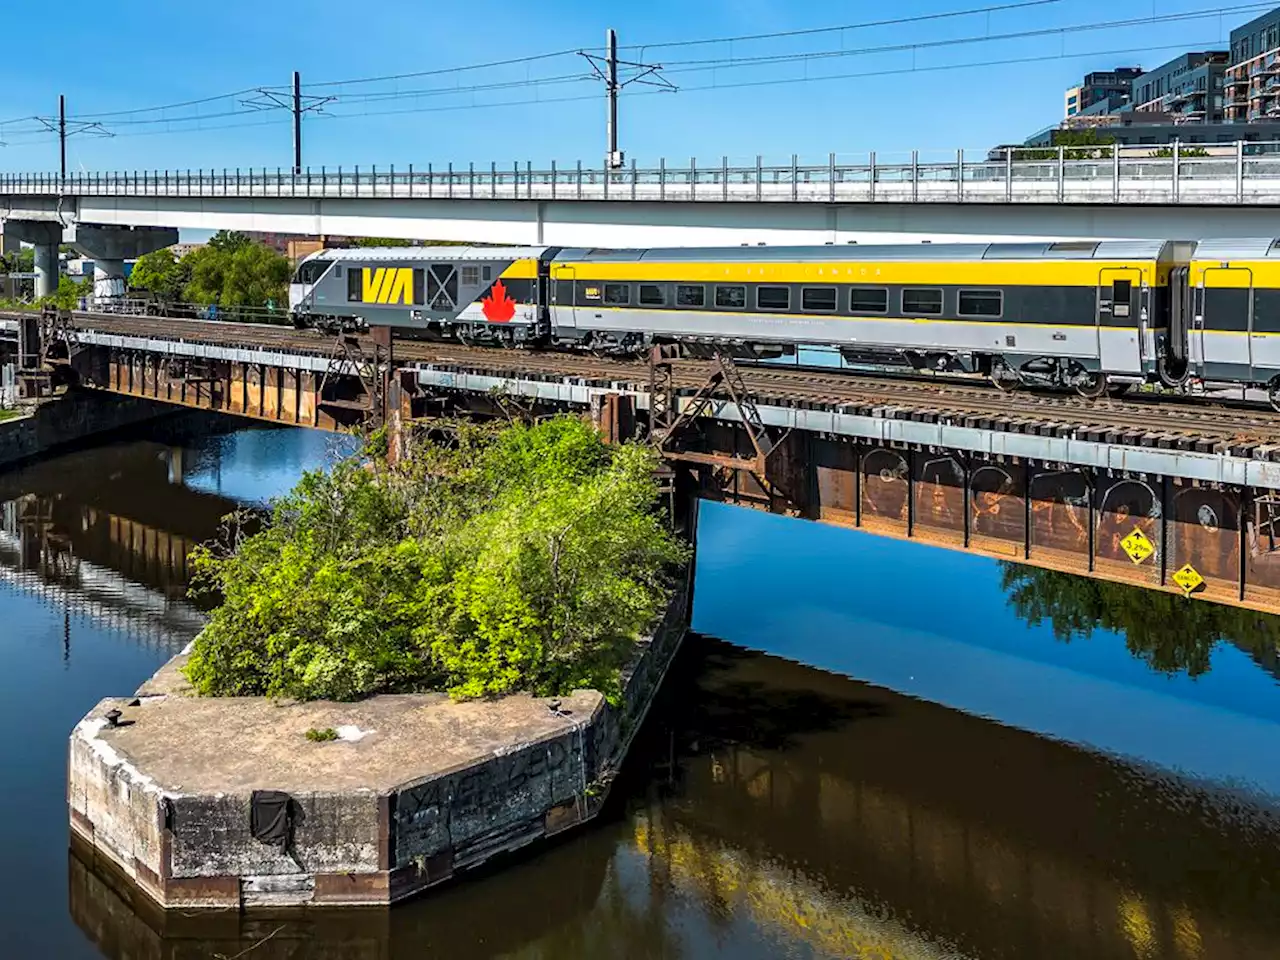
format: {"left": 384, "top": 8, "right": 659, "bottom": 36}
{"left": 1014, "top": 129, "right": 1116, "bottom": 161}
{"left": 181, "top": 238, "right": 290, "bottom": 314}
{"left": 35, "top": 274, "right": 89, "bottom": 311}
{"left": 207, "top": 230, "right": 251, "bottom": 252}
{"left": 7, "top": 247, "right": 34, "bottom": 274}
{"left": 183, "top": 417, "right": 689, "bottom": 702}
{"left": 129, "top": 247, "right": 191, "bottom": 302}
{"left": 1149, "top": 146, "right": 1211, "bottom": 158}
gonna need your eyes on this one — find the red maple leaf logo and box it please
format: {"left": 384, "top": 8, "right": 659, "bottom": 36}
{"left": 481, "top": 279, "right": 516, "bottom": 322}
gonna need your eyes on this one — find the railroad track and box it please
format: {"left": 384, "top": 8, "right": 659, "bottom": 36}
{"left": 10, "top": 310, "right": 1280, "bottom": 452}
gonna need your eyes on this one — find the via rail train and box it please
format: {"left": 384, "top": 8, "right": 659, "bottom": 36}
{"left": 287, "top": 239, "right": 1280, "bottom": 404}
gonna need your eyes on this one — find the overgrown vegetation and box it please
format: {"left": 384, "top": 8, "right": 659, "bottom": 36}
{"left": 305, "top": 727, "right": 338, "bottom": 742}
{"left": 130, "top": 230, "right": 291, "bottom": 317}
{"left": 183, "top": 416, "right": 689, "bottom": 703}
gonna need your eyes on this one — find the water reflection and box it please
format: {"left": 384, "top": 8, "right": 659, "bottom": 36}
{"left": 694, "top": 503, "right": 1280, "bottom": 804}
{"left": 70, "top": 633, "right": 1280, "bottom": 960}
{"left": 1002, "top": 563, "right": 1280, "bottom": 681}
{"left": 2, "top": 431, "right": 1278, "bottom": 959}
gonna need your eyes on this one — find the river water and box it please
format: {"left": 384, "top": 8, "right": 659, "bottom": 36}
{"left": 2, "top": 421, "right": 1278, "bottom": 959}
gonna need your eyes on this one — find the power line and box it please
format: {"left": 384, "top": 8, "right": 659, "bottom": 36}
{"left": 0, "top": 1, "right": 1260, "bottom": 163}
{"left": 622, "top": 0, "right": 1066, "bottom": 51}
{"left": 652, "top": 3, "right": 1268, "bottom": 74}
{"left": 41, "top": 0, "right": 1079, "bottom": 128}
{"left": 41, "top": 1, "right": 1251, "bottom": 140}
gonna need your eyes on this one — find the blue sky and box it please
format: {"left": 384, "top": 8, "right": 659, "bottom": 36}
{"left": 0, "top": 0, "right": 1264, "bottom": 173}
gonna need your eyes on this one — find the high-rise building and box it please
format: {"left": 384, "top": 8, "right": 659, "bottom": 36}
{"left": 1063, "top": 67, "right": 1142, "bottom": 118}
{"left": 1226, "top": 7, "right": 1280, "bottom": 122}
{"left": 1128, "top": 52, "right": 1229, "bottom": 124}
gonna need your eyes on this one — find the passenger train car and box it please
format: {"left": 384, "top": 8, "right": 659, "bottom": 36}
{"left": 287, "top": 238, "right": 1280, "bottom": 403}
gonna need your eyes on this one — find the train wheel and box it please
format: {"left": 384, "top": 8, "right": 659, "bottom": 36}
{"left": 989, "top": 360, "right": 1020, "bottom": 392}
{"left": 1075, "top": 372, "right": 1110, "bottom": 399}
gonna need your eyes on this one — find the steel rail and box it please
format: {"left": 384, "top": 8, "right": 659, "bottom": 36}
{"left": 11, "top": 308, "right": 1280, "bottom": 446}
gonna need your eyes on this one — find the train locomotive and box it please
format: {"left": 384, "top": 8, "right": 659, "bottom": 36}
{"left": 287, "top": 238, "right": 1280, "bottom": 405}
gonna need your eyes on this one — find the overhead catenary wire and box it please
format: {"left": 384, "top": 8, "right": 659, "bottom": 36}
{"left": 0, "top": 0, "right": 1258, "bottom": 156}
{"left": 25, "top": 0, "right": 1221, "bottom": 130}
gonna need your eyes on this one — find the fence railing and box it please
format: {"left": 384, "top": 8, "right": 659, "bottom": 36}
{"left": 3, "top": 142, "right": 1280, "bottom": 205}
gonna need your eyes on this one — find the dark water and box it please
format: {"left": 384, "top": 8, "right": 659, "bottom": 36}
{"left": 2, "top": 423, "right": 1278, "bottom": 959}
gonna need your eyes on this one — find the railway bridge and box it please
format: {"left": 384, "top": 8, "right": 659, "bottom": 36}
{"left": 5, "top": 307, "right": 1280, "bottom": 617}
{"left": 5, "top": 143, "right": 1280, "bottom": 297}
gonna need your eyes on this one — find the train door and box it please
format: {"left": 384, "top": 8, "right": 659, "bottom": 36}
{"left": 1097, "top": 267, "right": 1143, "bottom": 373}
{"left": 1197, "top": 266, "right": 1253, "bottom": 382}
{"left": 1165, "top": 266, "right": 1192, "bottom": 383}
{"left": 551, "top": 264, "right": 576, "bottom": 330}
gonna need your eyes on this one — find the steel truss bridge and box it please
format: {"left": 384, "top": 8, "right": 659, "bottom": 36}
{"left": 8, "top": 306, "right": 1280, "bottom": 616}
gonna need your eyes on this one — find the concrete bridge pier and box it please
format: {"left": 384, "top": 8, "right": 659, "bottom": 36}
{"left": 3, "top": 220, "right": 64, "bottom": 299}
{"left": 66, "top": 225, "right": 178, "bottom": 304}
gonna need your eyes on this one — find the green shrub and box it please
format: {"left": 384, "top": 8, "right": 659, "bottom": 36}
{"left": 183, "top": 416, "right": 688, "bottom": 703}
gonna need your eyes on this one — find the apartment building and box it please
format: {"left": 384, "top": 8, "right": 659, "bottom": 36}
{"left": 1064, "top": 67, "right": 1142, "bottom": 118}
{"left": 1227, "top": 8, "right": 1280, "bottom": 122}
{"left": 1128, "top": 52, "right": 1229, "bottom": 123}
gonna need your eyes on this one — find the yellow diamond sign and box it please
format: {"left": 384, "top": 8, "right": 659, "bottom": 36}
{"left": 1173, "top": 563, "right": 1205, "bottom": 597}
{"left": 1120, "top": 527, "right": 1155, "bottom": 565}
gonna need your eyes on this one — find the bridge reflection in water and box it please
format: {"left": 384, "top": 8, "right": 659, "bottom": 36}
{"left": 0, "top": 440, "right": 233, "bottom": 653}
{"left": 68, "top": 632, "right": 1280, "bottom": 960}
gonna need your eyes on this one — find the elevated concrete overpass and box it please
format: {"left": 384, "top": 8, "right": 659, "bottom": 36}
{"left": 2, "top": 146, "right": 1280, "bottom": 272}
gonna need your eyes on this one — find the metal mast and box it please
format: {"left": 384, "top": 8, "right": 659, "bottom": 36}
{"left": 581, "top": 29, "right": 676, "bottom": 170}
{"left": 606, "top": 29, "right": 620, "bottom": 170}
{"left": 292, "top": 71, "right": 303, "bottom": 175}
{"left": 58, "top": 95, "right": 66, "bottom": 178}
{"left": 240, "top": 74, "right": 334, "bottom": 172}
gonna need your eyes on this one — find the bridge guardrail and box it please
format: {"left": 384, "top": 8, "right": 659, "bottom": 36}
{"left": 1, "top": 141, "right": 1278, "bottom": 204}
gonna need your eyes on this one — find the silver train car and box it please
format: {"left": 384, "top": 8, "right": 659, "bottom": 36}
{"left": 287, "top": 238, "right": 1280, "bottom": 403}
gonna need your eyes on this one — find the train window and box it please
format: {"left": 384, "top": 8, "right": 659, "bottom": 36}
{"left": 850, "top": 287, "right": 888, "bottom": 313}
{"left": 295, "top": 259, "right": 331, "bottom": 285}
{"left": 958, "top": 289, "right": 1002, "bottom": 317}
{"left": 677, "top": 284, "right": 705, "bottom": 307}
{"left": 604, "top": 283, "right": 630, "bottom": 305}
{"left": 1113, "top": 279, "right": 1132, "bottom": 318}
{"left": 903, "top": 288, "right": 943, "bottom": 315}
{"left": 639, "top": 284, "right": 666, "bottom": 306}
{"left": 757, "top": 286, "right": 790, "bottom": 311}
{"left": 716, "top": 285, "right": 746, "bottom": 308}
{"left": 347, "top": 268, "right": 362, "bottom": 302}
{"left": 483, "top": 266, "right": 492, "bottom": 283}
{"left": 461, "top": 265, "right": 481, "bottom": 287}
{"left": 802, "top": 287, "right": 837, "bottom": 312}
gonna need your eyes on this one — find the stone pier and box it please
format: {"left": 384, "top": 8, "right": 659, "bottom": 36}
{"left": 68, "top": 586, "right": 688, "bottom": 910}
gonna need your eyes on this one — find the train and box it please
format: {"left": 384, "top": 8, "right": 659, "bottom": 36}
{"left": 286, "top": 238, "right": 1280, "bottom": 405}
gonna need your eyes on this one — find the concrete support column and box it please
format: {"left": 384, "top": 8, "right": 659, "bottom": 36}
{"left": 65, "top": 224, "right": 179, "bottom": 306}
{"left": 92, "top": 257, "right": 126, "bottom": 301}
{"left": 2, "top": 220, "right": 65, "bottom": 300}
{"left": 33, "top": 242, "right": 58, "bottom": 299}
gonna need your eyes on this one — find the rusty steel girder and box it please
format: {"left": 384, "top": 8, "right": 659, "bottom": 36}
{"left": 648, "top": 347, "right": 791, "bottom": 504}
